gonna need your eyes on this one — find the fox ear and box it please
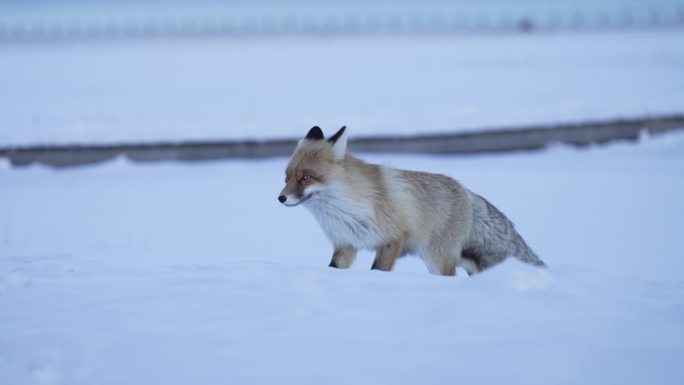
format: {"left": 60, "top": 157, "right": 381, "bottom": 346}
{"left": 328, "top": 126, "right": 347, "bottom": 160}
{"left": 305, "top": 126, "right": 324, "bottom": 141}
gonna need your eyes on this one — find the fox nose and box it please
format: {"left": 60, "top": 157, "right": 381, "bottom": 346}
{"left": 278, "top": 195, "right": 287, "bottom": 203}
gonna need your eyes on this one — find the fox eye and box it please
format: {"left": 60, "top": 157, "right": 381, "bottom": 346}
{"left": 301, "top": 175, "right": 312, "bottom": 181}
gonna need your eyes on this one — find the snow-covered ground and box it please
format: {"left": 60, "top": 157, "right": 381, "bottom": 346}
{"left": 1, "top": 131, "right": 683, "bottom": 384}
{"left": 1, "top": 29, "right": 683, "bottom": 146}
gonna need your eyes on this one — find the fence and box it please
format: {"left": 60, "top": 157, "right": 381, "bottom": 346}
{"left": 2, "top": 6, "right": 684, "bottom": 42}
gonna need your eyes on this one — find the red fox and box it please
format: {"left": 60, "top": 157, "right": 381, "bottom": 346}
{"left": 278, "top": 126, "right": 545, "bottom": 276}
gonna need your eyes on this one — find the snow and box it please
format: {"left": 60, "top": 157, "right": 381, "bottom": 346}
{"left": 2, "top": 131, "right": 684, "bottom": 384}
{"left": 1, "top": 29, "right": 684, "bottom": 146}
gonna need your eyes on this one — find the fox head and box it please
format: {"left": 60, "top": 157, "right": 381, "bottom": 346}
{"left": 278, "top": 126, "right": 348, "bottom": 207}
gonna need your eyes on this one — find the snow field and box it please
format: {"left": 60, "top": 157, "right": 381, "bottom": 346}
{"left": 1, "top": 131, "right": 684, "bottom": 384}
{"left": 1, "top": 30, "right": 683, "bottom": 146}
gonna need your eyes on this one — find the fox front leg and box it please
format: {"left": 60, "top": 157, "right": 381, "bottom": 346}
{"left": 371, "top": 240, "right": 404, "bottom": 272}
{"left": 329, "top": 245, "right": 357, "bottom": 269}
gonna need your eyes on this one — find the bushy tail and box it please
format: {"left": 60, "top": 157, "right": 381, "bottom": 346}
{"left": 511, "top": 231, "right": 546, "bottom": 267}
{"left": 468, "top": 193, "right": 546, "bottom": 269}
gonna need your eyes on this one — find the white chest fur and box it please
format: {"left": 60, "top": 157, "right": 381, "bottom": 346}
{"left": 305, "top": 187, "right": 383, "bottom": 250}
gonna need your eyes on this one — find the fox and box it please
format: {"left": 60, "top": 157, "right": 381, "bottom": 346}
{"left": 278, "top": 126, "right": 545, "bottom": 276}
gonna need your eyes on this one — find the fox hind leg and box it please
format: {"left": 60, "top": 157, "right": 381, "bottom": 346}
{"left": 459, "top": 257, "right": 482, "bottom": 276}
{"left": 459, "top": 247, "right": 483, "bottom": 275}
{"left": 420, "top": 244, "right": 459, "bottom": 276}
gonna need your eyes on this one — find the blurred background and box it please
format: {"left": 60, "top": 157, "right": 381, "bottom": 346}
{"left": 1, "top": 0, "right": 683, "bottom": 156}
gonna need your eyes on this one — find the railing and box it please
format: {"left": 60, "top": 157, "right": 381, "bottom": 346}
{"left": 2, "top": 6, "right": 684, "bottom": 42}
